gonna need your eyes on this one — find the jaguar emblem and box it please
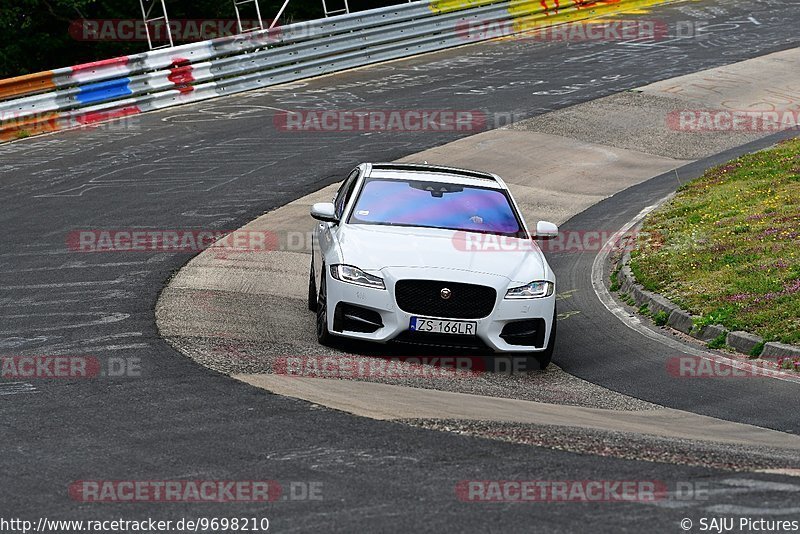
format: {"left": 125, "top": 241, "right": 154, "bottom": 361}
{"left": 440, "top": 288, "right": 452, "bottom": 300}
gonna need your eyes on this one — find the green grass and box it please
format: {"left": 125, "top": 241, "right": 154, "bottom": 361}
{"left": 707, "top": 332, "right": 728, "bottom": 350}
{"left": 609, "top": 267, "right": 621, "bottom": 292}
{"left": 630, "top": 138, "right": 800, "bottom": 345}
{"left": 749, "top": 341, "right": 765, "bottom": 358}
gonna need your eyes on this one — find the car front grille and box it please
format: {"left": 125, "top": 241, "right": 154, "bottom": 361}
{"left": 394, "top": 279, "right": 496, "bottom": 319}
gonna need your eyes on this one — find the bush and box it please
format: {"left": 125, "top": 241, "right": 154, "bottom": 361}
{"left": 749, "top": 341, "right": 765, "bottom": 358}
{"left": 707, "top": 332, "right": 728, "bottom": 350}
{"left": 653, "top": 310, "right": 669, "bottom": 326}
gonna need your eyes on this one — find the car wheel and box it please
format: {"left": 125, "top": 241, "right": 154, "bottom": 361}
{"left": 308, "top": 255, "right": 317, "bottom": 312}
{"left": 526, "top": 308, "right": 557, "bottom": 371}
{"left": 316, "top": 263, "right": 333, "bottom": 345}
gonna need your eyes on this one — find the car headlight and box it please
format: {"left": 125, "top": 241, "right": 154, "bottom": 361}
{"left": 505, "top": 281, "right": 554, "bottom": 299}
{"left": 330, "top": 264, "right": 386, "bottom": 289}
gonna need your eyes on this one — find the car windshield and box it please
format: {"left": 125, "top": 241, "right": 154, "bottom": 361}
{"left": 347, "top": 178, "right": 524, "bottom": 236}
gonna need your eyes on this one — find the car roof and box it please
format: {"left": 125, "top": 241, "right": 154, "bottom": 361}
{"left": 364, "top": 163, "right": 507, "bottom": 189}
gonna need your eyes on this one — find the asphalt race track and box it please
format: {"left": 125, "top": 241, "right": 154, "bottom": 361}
{"left": 1, "top": 0, "right": 800, "bottom": 530}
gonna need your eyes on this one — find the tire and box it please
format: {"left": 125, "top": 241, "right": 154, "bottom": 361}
{"left": 307, "top": 255, "right": 317, "bottom": 312}
{"left": 525, "top": 308, "right": 557, "bottom": 371}
{"left": 316, "top": 263, "right": 333, "bottom": 346}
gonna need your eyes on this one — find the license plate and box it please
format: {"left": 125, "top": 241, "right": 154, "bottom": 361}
{"left": 409, "top": 317, "right": 477, "bottom": 335}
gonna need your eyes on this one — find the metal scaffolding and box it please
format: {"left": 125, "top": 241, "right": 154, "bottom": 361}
{"left": 137, "top": 0, "right": 363, "bottom": 50}
{"left": 138, "top": 0, "right": 173, "bottom": 50}
{"left": 322, "top": 0, "right": 350, "bottom": 17}
{"left": 233, "top": 0, "right": 265, "bottom": 33}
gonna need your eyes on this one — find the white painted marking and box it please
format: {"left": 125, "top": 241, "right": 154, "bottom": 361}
{"left": 0, "top": 336, "right": 50, "bottom": 349}
{"left": 0, "top": 382, "right": 39, "bottom": 396}
{"left": 0, "top": 298, "right": 80, "bottom": 308}
{"left": 0, "top": 312, "right": 129, "bottom": 334}
{"left": 80, "top": 343, "right": 149, "bottom": 352}
{"left": 756, "top": 469, "right": 800, "bottom": 478}
{"left": 719, "top": 478, "right": 800, "bottom": 492}
{"left": 645, "top": 478, "right": 800, "bottom": 510}
{"left": 0, "top": 258, "right": 167, "bottom": 274}
{"left": 28, "top": 332, "right": 145, "bottom": 353}
{"left": 0, "top": 279, "right": 124, "bottom": 290}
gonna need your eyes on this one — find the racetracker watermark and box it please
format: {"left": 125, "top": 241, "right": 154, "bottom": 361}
{"left": 274, "top": 355, "right": 486, "bottom": 379}
{"left": 1, "top": 518, "right": 271, "bottom": 534}
{"left": 66, "top": 230, "right": 277, "bottom": 253}
{"left": 456, "top": 19, "right": 668, "bottom": 42}
{"left": 455, "top": 480, "right": 669, "bottom": 502}
{"left": 274, "top": 355, "right": 561, "bottom": 376}
{"left": 68, "top": 481, "right": 283, "bottom": 502}
{"left": 0, "top": 356, "right": 141, "bottom": 379}
{"left": 451, "top": 230, "right": 652, "bottom": 254}
{"left": 667, "top": 110, "right": 800, "bottom": 132}
{"left": 140, "top": 229, "right": 648, "bottom": 255}
{"left": 1, "top": 111, "right": 140, "bottom": 131}
{"left": 69, "top": 19, "right": 279, "bottom": 42}
{"left": 274, "top": 110, "right": 487, "bottom": 132}
{"left": 666, "top": 356, "right": 798, "bottom": 379}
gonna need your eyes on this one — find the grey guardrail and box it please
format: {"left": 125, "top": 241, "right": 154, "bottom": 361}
{"left": 0, "top": 0, "right": 675, "bottom": 140}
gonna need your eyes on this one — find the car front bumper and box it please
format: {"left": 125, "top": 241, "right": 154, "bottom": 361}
{"left": 324, "top": 267, "right": 555, "bottom": 353}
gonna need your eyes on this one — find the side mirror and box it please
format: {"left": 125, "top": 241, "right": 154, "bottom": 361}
{"left": 311, "top": 202, "right": 339, "bottom": 223}
{"left": 535, "top": 221, "right": 558, "bottom": 240}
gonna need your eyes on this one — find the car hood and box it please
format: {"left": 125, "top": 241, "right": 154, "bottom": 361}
{"left": 337, "top": 224, "right": 549, "bottom": 283}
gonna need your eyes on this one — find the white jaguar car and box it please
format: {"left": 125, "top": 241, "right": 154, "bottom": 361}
{"left": 308, "top": 163, "right": 558, "bottom": 369}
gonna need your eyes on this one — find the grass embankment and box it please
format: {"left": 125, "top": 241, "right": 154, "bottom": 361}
{"left": 630, "top": 138, "right": 800, "bottom": 347}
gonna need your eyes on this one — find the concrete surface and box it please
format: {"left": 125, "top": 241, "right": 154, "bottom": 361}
{"left": 510, "top": 48, "right": 800, "bottom": 159}
{"left": 237, "top": 374, "right": 800, "bottom": 451}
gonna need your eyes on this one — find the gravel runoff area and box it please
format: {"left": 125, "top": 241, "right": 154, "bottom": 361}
{"left": 165, "top": 334, "right": 661, "bottom": 412}
{"left": 402, "top": 419, "right": 800, "bottom": 472}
